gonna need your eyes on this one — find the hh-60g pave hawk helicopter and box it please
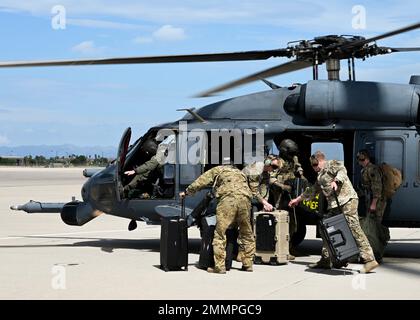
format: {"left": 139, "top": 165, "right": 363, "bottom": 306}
{"left": 8, "top": 22, "right": 420, "bottom": 246}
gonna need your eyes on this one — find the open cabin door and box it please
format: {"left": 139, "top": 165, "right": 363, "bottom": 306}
{"left": 354, "top": 130, "right": 420, "bottom": 225}
{"left": 115, "top": 127, "right": 132, "bottom": 201}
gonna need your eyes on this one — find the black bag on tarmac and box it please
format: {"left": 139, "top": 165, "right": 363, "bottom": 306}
{"left": 317, "top": 193, "right": 360, "bottom": 268}
{"left": 198, "top": 215, "right": 238, "bottom": 270}
{"left": 160, "top": 198, "right": 188, "bottom": 271}
{"left": 359, "top": 214, "right": 390, "bottom": 261}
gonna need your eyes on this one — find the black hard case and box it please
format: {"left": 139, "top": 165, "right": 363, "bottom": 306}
{"left": 318, "top": 213, "right": 360, "bottom": 268}
{"left": 160, "top": 199, "right": 188, "bottom": 271}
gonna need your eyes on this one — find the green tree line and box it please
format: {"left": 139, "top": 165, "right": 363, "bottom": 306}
{"left": 0, "top": 154, "right": 110, "bottom": 167}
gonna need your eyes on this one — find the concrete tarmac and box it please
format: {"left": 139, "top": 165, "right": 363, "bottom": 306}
{"left": 1, "top": 167, "right": 420, "bottom": 300}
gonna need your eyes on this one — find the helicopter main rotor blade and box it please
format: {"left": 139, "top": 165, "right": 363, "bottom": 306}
{"left": 339, "top": 22, "right": 420, "bottom": 50}
{"left": 195, "top": 59, "right": 312, "bottom": 97}
{"left": 389, "top": 47, "right": 420, "bottom": 52}
{"left": 0, "top": 49, "right": 291, "bottom": 68}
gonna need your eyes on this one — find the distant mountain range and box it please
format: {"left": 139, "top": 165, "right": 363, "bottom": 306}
{"left": 0, "top": 145, "right": 117, "bottom": 158}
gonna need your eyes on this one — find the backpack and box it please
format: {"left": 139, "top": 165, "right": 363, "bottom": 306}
{"left": 359, "top": 214, "right": 390, "bottom": 261}
{"left": 379, "top": 163, "right": 402, "bottom": 199}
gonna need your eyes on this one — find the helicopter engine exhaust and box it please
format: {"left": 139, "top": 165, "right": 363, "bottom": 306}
{"left": 284, "top": 80, "right": 420, "bottom": 125}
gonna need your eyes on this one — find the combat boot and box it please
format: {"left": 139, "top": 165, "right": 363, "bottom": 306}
{"left": 235, "top": 251, "right": 244, "bottom": 262}
{"left": 290, "top": 246, "right": 303, "bottom": 257}
{"left": 287, "top": 254, "right": 295, "bottom": 261}
{"left": 207, "top": 267, "right": 226, "bottom": 274}
{"left": 241, "top": 265, "right": 253, "bottom": 272}
{"left": 360, "top": 260, "right": 379, "bottom": 274}
{"left": 308, "top": 258, "right": 331, "bottom": 269}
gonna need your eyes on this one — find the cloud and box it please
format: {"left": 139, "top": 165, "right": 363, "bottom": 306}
{"left": 71, "top": 41, "right": 104, "bottom": 56}
{"left": 133, "top": 25, "right": 186, "bottom": 44}
{"left": 153, "top": 25, "right": 186, "bottom": 41}
{"left": 133, "top": 36, "right": 153, "bottom": 44}
{"left": 0, "top": 1, "right": 419, "bottom": 37}
{"left": 0, "top": 134, "right": 10, "bottom": 145}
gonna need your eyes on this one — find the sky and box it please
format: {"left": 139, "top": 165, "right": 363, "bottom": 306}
{"left": 0, "top": 0, "right": 419, "bottom": 148}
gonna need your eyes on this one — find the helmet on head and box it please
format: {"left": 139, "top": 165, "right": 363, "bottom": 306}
{"left": 279, "top": 139, "right": 299, "bottom": 158}
{"left": 141, "top": 139, "right": 158, "bottom": 157}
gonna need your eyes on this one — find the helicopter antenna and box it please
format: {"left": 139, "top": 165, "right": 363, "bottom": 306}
{"left": 177, "top": 108, "right": 207, "bottom": 123}
{"left": 259, "top": 78, "right": 281, "bottom": 89}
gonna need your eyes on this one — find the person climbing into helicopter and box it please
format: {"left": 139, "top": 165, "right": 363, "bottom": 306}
{"left": 123, "top": 138, "right": 165, "bottom": 198}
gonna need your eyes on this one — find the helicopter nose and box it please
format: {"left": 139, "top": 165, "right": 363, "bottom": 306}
{"left": 81, "top": 178, "right": 91, "bottom": 202}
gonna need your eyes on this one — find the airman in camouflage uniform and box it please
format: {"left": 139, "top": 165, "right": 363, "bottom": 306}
{"left": 182, "top": 165, "right": 255, "bottom": 274}
{"left": 243, "top": 155, "right": 298, "bottom": 260}
{"left": 357, "top": 149, "right": 387, "bottom": 222}
{"left": 275, "top": 139, "right": 306, "bottom": 257}
{"left": 243, "top": 155, "right": 277, "bottom": 212}
{"left": 289, "top": 151, "right": 379, "bottom": 273}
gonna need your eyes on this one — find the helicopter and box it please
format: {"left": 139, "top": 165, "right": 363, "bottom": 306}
{"left": 8, "top": 22, "right": 420, "bottom": 246}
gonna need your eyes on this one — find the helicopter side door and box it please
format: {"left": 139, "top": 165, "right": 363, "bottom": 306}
{"left": 115, "top": 127, "right": 132, "bottom": 202}
{"left": 354, "top": 129, "right": 420, "bottom": 226}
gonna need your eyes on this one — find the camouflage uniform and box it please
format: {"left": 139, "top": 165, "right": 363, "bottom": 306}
{"left": 243, "top": 161, "right": 270, "bottom": 204}
{"left": 361, "top": 162, "right": 387, "bottom": 222}
{"left": 186, "top": 165, "right": 255, "bottom": 271}
{"left": 301, "top": 160, "right": 375, "bottom": 263}
{"left": 271, "top": 156, "right": 305, "bottom": 236}
{"left": 271, "top": 157, "right": 295, "bottom": 207}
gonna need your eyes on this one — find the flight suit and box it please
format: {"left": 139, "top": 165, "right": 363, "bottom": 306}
{"left": 361, "top": 162, "right": 387, "bottom": 222}
{"left": 301, "top": 160, "right": 375, "bottom": 263}
{"left": 124, "top": 145, "right": 167, "bottom": 193}
{"left": 186, "top": 165, "right": 255, "bottom": 271}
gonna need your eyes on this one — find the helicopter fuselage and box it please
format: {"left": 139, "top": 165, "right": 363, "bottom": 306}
{"left": 75, "top": 79, "right": 420, "bottom": 230}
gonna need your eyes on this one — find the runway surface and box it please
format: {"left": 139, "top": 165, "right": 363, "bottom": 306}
{"left": 1, "top": 167, "right": 420, "bottom": 300}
